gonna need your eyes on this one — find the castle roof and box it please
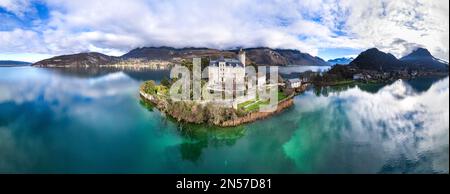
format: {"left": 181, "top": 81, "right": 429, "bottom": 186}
{"left": 287, "top": 78, "right": 301, "bottom": 83}
{"left": 210, "top": 57, "right": 244, "bottom": 67}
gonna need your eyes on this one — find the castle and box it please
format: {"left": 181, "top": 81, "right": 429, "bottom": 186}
{"left": 208, "top": 49, "right": 246, "bottom": 92}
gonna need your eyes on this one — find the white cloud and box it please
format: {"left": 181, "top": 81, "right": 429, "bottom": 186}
{"left": 0, "top": 0, "right": 31, "bottom": 17}
{"left": 0, "top": 0, "right": 448, "bottom": 61}
{"left": 337, "top": 0, "right": 449, "bottom": 60}
{"left": 0, "top": 28, "right": 46, "bottom": 51}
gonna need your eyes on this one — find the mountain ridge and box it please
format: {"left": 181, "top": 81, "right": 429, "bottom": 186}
{"left": 34, "top": 47, "right": 330, "bottom": 67}
{"left": 33, "top": 52, "right": 120, "bottom": 67}
{"left": 400, "top": 48, "right": 449, "bottom": 70}
{"left": 349, "top": 48, "right": 405, "bottom": 71}
{"left": 348, "top": 47, "right": 448, "bottom": 71}
{"left": 0, "top": 60, "right": 32, "bottom": 66}
{"left": 32, "top": 46, "right": 449, "bottom": 71}
{"left": 122, "top": 46, "right": 330, "bottom": 66}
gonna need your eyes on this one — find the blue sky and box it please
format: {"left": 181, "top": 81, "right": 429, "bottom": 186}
{"left": 0, "top": 0, "right": 448, "bottom": 62}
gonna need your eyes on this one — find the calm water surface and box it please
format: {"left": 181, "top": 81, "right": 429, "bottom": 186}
{"left": 0, "top": 66, "right": 448, "bottom": 173}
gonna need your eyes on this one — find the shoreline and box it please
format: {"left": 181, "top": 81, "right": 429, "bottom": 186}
{"left": 220, "top": 97, "right": 294, "bottom": 127}
{"left": 313, "top": 74, "right": 449, "bottom": 87}
{"left": 139, "top": 89, "right": 295, "bottom": 127}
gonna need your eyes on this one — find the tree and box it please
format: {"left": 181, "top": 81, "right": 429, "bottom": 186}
{"left": 142, "top": 80, "right": 157, "bottom": 95}
{"left": 181, "top": 60, "right": 193, "bottom": 71}
{"left": 161, "top": 77, "right": 171, "bottom": 87}
{"left": 201, "top": 57, "right": 210, "bottom": 71}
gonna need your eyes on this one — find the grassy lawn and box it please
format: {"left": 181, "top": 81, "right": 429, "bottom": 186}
{"left": 238, "top": 99, "right": 267, "bottom": 113}
{"left": 238, "top": 91, "right": 289, "bottom": 113}
{"left": 244, "top": 100, "right": 270, "bottom": 112}
{"left": 237, "top": 99, "right": 256, "bottom": 110}
{"left": 277, "top": 91, "right": 288, "bottom": 101}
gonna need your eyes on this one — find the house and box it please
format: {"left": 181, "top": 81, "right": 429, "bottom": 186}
{"left": 287, "top": 78, "right": 302, "bottom": 89}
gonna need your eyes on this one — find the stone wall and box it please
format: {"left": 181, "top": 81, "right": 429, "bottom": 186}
{"left": 140, "top": 90, "right": 294, "bottom": 127}
{"left": 219, "top": 98, "right": 294, "bottom": 127}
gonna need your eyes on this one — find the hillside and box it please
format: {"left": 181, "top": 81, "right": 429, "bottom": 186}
{"left": 122, "top": 47, "right": 329, "bottom": 66}
{"left": 349, "top": 48, "right": 405, "bottom": 71}
{"left": 400, "top": 48, "right": 448, "bottom": 71}
{"left": 0, "top": 60, "right": 32, "bottom": 66}
{"left": 33, "top": 47, "right": 330, "bottom": 67}
{"left": 122, "top": 47, "right": 236, "bottom": 60}
{"left": 33, "top": 52, "right": 119, "bottom": 67}
{"left": 349, "top": 47, "right": 448, "bottom": 72}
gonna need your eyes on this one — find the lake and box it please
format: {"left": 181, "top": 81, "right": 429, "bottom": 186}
{"left": 0, "top": 66, "right": 448, "bottom": 173}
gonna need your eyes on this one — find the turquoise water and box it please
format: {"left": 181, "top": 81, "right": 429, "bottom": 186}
{"left": 0, "top": 67, "right": 448, "bottom": 173}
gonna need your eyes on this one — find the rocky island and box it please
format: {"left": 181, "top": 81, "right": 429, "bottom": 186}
{"left": 138, "top": 50, "right": 301, "bottom": 127}
{"left": 139, "top": 80, "right": 295, "bottom": 127}
{"left": 29, "top": 46, "right": 326, "bottom": 127}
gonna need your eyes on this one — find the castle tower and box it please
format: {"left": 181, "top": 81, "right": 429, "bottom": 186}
{"left": 238, "top": 48, "right": 246, "bottom": 67}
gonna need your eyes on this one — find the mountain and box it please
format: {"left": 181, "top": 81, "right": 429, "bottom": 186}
{"left": 0, "top": 60, "right": 32, "bottom": 66}
{"left": 327, "top": 57, "right": 354, "bottom": 65}
{"left": 349, "top": 47, "right": 448, "bottom": 72}
{"left": 122, "top": 47, "right": 330, "bottom": 66}
{"left": 272, "top": 48, "right": 329, "bottom": 66}
{"left": 32, "top": 47, "right": 329, "bottom": 67}
{"left": 33, "top": 52, "right": 119, "bottom": 67}
{"left": 349, "top": 48, "right": 405, "bottom": 71}
{"left": 242, "top": 48, "right": 329, "bottom": 66}
{"left": 400, "top": 48, "right": 448, "bottom": 71}
{"left": 122, "top": 47, "right": 237, "bottom": 61}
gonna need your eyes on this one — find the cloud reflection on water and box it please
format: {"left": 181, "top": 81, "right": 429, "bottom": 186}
{"left": 0, "top": 70, "right": 138, "bottom": 105}
{"left": 0, "top": 67, "right": 448, "bottom": 173}
{"left": 0, "top": 69, "right": 138, "bottom": 171}
{"left": 286, "top": 77, "right": 449, "bottom": 173}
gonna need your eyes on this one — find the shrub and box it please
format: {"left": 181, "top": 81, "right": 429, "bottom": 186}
{"left": 161, "top": 77, "right": 171, "bottom": 87}
{"left": 141, "top": 80, "right": 157, "bottom": 95}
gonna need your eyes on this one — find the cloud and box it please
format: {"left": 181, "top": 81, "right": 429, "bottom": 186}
{"left": 0, "top": 0, "right": 32, "bottom": 17}
{"left": 338, "top": 0, "right": 449, "bottom": 60}
{"left": 0, "top": 28, "right": 47, "bottom": 52}
{"left": 0, "top": 0, "right": 448, "bottom": 61}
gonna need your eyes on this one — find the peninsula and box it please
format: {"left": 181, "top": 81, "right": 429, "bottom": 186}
{"left": 138, "top": 50, "right": 305, "bottom": 127}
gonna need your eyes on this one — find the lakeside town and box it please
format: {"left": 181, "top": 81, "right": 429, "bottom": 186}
{"left": 138, "top": 47, "right": 448, "bottom": 127}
